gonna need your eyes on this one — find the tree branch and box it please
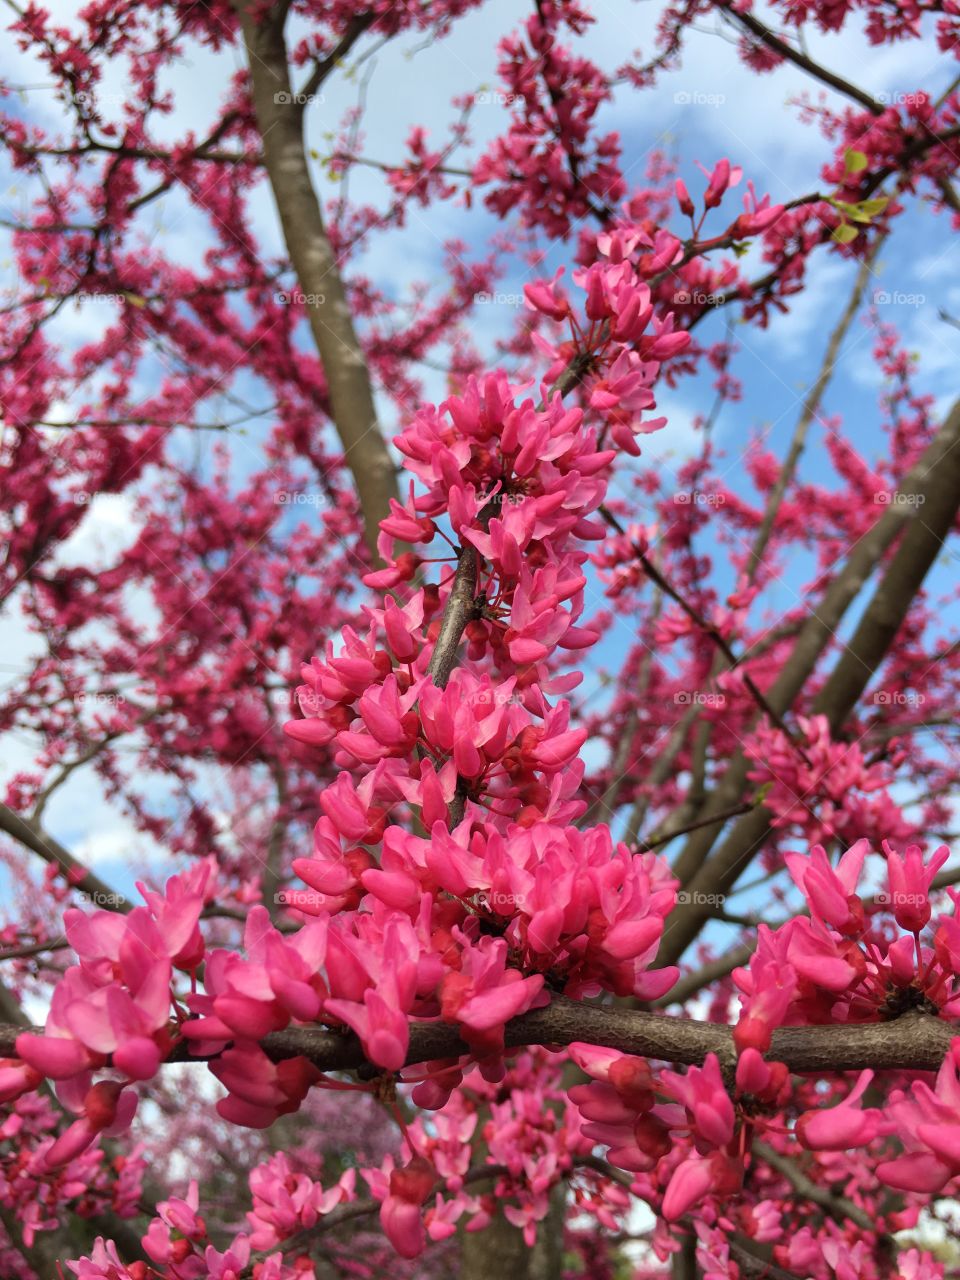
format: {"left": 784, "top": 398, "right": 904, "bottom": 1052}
{"left": 234, "top": 1, "right": 398, "bottom": 560}
{"left": 3, "top": 1002, "right": 954, "bottom": 1076}
{"left": 296, "top": 14, "right": 375, "bottom": 107}
{"left": 600, "top": 507, "right": 813, "bottom": 762}
{"left": 718, "top": 1, "right": 882, "bottom": 114}
{"left": 751, "top": 1140, "right": 884, "bottom": 1239}
{"left": 425, "top": 547, "right": 480, "bottom": 690}
{"left": 0, "top": 803, "right": 129, "bottom": 911}
{"left": 813, "top": 399, "right": 960, "bottom": 729}
{"left": 660, "top": 398, "right": 960, "bottom": 964}
{"left": 658, "top": 398, "right": 960, "bottom": 934}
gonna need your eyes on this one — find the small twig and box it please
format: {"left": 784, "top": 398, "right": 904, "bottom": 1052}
{"left": 752, "top": 1140, "right": 886, "bottom": 1241}
{"left": 635, "top": 799, "right": 756, "bottom": 851}
{"left": 599, "top": 506, "right": 813, "bottom": 763}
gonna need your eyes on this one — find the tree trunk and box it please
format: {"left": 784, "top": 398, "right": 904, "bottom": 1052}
{"left": 460, "top": 1182, "right": 565, "bottom": 1280}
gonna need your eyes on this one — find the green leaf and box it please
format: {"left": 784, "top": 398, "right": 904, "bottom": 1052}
{"left": 858, "top": 196, "right": 889, "bottom": 219}
{"left": 844, "top": 149, "right": 868, "bottom": 173}
{"left": 833, "top": 195, "right": 889, "bottom": 224}
{"left": 828, "top": 198, "right": 858, "bottom": 217}
{"left": 832, "top": 223, "right": 859, "bottom": 244}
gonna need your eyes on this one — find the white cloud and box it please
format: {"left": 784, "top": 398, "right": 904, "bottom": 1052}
{"left": 54, "top": 491, "right": 143, "bottom": 570}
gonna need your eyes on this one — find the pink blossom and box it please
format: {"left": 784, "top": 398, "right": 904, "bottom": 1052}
{"left": 884, "top": 840, "right": 950, "bottom": 932}
{"left": 796, "top": 1070, "right": 877, "bottom": 1151}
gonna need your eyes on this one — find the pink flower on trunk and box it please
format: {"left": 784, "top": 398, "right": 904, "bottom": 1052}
{"left": 660, "top": 1053, "right": 735, "bottom": 1148}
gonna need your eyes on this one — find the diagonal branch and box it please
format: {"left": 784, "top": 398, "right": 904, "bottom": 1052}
{"left": 0, "top": 802, "right": 129, "bottom": 911}
{"left": 658, "top": 399, "right": 960, "bottom": 920}
{"left": 296, "top": 14, "right": 376, "bottom": 108}
{"left": 235, "top": 2, "right": 398, "bottom": 561}
{"left": 751, "top": 1140, "right": 885, "bottom": 1239}
{"left": 600, "top": 507, "right": 813, "bottom": 761}
{"left": 659, "top": 398, "right": 960, "bottom": 964}
{"left": 718, "top": 0, "right": 881, "bottom": 114}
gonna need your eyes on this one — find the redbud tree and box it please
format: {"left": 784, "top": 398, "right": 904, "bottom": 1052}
{"left": 1, "top": 0, "right": 960, "bottom": 1277}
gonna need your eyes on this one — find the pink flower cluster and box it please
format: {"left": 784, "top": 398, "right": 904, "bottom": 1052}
{"left": 568, "top": 1042, "right": 786, "bottom": 1220}
{"left": 185, "top": 246, "right": 686, "bottom": 1124}
{"left": 7, "top": 242, "right": 686, "bottom": 1237}
{"left": 561, "top": 835, "right": 960, "bottom": 1231}
{"left": 3, "top": 862, "right": 215, "bottom": 1166}
{"left": 472, "top": 6, "right": 625, "bottom": 237}
{"left": 65, "top": 1048, "right": 628, "bottom": 1276}
{"left": 0, "top": 1090, "right": 145, "bottom": 1251}
{"left": 745, "top": 713, "right": 915, "bottom": 846}
{"left": 734, "top": 838, "right": 956, "bottom": 1053}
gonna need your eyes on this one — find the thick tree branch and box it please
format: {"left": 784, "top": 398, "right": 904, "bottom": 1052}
{"left": 660, "top": 398, "right": 960, "bottom": 963}
{"left": 654, "top": 942, "right": 754, "bottom": 1007}
{"left": 718, "top": 1, "right": 882, "bottom": 114}
{"left": 426, "top": 547, "right": 481, "bottom": 689}
{"left": 0, "top": 803, "right": 129, "bottom": 911}
{"left": 3, "top": 1002, "right": 955, "bottom": 1076}
{"left": 235, "top": 2, "right": 398, "bottom": 560}
{"left": 812, "top": 404, "right": 960, "bottom": 728}
{"left": 659, "top": 399, "right": 960, "bottom": 928}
